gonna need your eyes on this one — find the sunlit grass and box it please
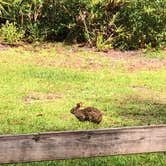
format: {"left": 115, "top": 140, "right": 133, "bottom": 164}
{"left": 143, "top": 50, "right": 166, "bottom": 59}
{"left": 0, "top": 43, "right": 166, "bottom": 165}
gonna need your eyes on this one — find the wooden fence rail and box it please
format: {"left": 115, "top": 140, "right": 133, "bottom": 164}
{"left": 0, "top": 125, "right": 166, "bottom": 164}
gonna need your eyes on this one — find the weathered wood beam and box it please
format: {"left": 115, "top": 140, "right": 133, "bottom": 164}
{"left": 0, "top": 125, "right": 166, "bottom": 164}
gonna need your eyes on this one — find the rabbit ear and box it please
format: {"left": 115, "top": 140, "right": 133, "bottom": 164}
{"left": 76, "top": 103, "right": 79, "bottom": 107}
{"left": 79, "top": 102, "right": 83, "bottom": 106}
{"left": 76, "top": 102, "right": 83, "bottom": 107}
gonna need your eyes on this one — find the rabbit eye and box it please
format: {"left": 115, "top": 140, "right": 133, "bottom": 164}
{"left": 71, "top": 109, "right": 76, "bottom": 113}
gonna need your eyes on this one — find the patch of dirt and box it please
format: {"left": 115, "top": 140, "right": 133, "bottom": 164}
{"left": 33, "top": 46, "right": 166, "bottom": 71}
{"left": 101, "top": 49, "right": 166, "bottom": 72}
{"left": 0, "top": 44, "right": 9, "bottom": 50}
{"left": 24, "top": 91, "right": 62, "bottom": 103}
{"left": 33, "top": 55, "right": 103, "bottom": 71}
{"left": 130, "top": 85, "right": 151, "bottom": 91}
{"left": 3, "top": 43, "right": 165, "bottom": 72}
{"left": 126, "top": 58, "right": 166, "bottom": 72}
{"left": 34, "top": 56, "right": 82, "bottom": 68}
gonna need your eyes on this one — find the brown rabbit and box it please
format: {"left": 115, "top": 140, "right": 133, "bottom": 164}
{"left": 70, "top": 102, "right": 102, "bottom": 124}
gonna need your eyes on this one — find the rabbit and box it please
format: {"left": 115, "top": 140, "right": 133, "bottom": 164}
{"left": 70, "top": 102, "right": 102, "bottom": 124}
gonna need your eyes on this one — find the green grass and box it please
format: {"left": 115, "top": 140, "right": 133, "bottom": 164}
{"left": 143, "top": 51, "right": 166, "bottom": 59}
{"left": 0, "top": 43, "right": 166, "bottom": 165}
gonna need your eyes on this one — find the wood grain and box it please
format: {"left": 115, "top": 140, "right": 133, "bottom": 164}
{"left": 0, "top": 125, "right": 166, "bottom": 164}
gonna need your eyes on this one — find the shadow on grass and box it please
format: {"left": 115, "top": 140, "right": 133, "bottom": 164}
{"left": 115, "top": 96, "right": 166, "bottom": 125}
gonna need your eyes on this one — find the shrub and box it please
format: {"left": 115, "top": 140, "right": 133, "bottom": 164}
{"left": 81, "top": 0, "right": 166, "bottom": 50}
{"left": 26, "top": 23, "right": 45, "bottom": 43}
{"left": 0, "top": 0, "right": 165, "bottom": 50}
{"left": 0, "top": 21, "right": 24, "bottom": 45}
{"left": 40, "top": 0, "right": 87, "bottom": 42}
{"left": 113, "top": 0, "right": 166, "bottom": 49}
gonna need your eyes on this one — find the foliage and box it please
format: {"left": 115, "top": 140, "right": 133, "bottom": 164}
{"left": 0, "top": 0, "right": 11, "bottom": 16}
{"left": 113, "top": 0, "right": 166, "bottom": 49}
{"left": 40, "top": 0, "right": 87, "bottom": 42}
{"left": 0, "top": 21, "right": 24, "bottom": 44}
{"left": 0, "top": 0, "right": 165, "bottom": 49}
{"left": 83, "top": 0, "right": 126, "bottom": 46}
{"left": 96, "top": 33, "right": 113, "bottom": 51}
{"left": 26, "top": 22, "right": 45, "bottom": 42}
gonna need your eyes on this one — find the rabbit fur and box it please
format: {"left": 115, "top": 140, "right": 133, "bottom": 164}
{"left": 70, "top": 102, "right": 102, "bottom": 124}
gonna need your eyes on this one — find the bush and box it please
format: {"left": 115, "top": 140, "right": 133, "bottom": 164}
{"left": 82, "top": 0, "right": 126, "bottom": 47}
{"left": 80, "top": 0, "right": 166, "bottom": 50}
{"left": 40, "top": 0, "right": 87, "bottom": 42}
{"left": 0, "top": 0, "right": 165, "bottom": 49}
{"left": 0, "top": 21, "right": 24, "bottom": 45}
{"left": 26, "top": 23, "right": 46, "bottom": 43}
{"left": 113, "top": 0, "right": 166, "bottom": 49}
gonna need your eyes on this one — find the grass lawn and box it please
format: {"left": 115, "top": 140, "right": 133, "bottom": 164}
{"left": 0, "top": 43, "right": 166, "bottom": 165}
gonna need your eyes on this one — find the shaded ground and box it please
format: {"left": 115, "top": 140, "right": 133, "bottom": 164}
{"left": 115, "top": 95, "right": 166, "bottom": 125}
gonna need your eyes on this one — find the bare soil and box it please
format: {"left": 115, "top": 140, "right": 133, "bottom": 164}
{"left": 0, "top": 44, "right": 9, "bottom": 50}
{"left": 24, "top": 91, "right": 62, "bottom": 103}
{"left": 99, "top": 49, "right": 166, "bottom": 72}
